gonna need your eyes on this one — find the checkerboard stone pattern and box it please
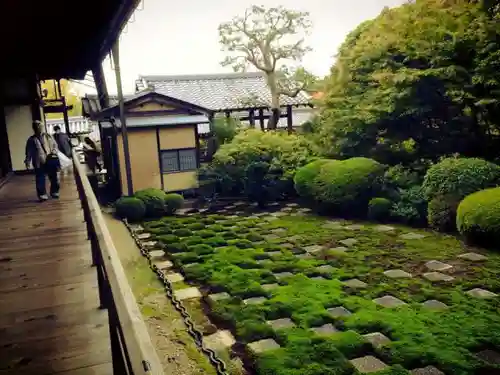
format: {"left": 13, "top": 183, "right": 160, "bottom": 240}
{"left": 384, "top": 269, "right": 412, "bottom": 279}
{"left": 363, "top": 332, "right": 391, "bottom": 349}
{"left": 312, "top": 323, "right": 338, "bottom": 335}
{"left": 267, "top": 318, "right": 295, "bottom": 330}
{"left": 174, "top": 287, "right": 201, "bottom": 300}
{"left": 328, "top": 306, "right": 352, "bottom": 318}
{"left": 247, "top": 339, "right": 280, "bottom": 354}
{"left": 425, "top": 260, "right": 452, "bottom": 272}
{"left": 203, "top": 330, "right": 235, "bottom": 351}
{"left": 343, "top": 279, "right": 368, "bottom": 289}
{"left": 466, "top": 288, "right": 498, "bottom": 299}
{"left": 373, "top": 295, "right": 407, "bottom": 308}
{"left": 423, "top": 272, "right": 454, "bottom": 282}
{"left": 350, "top": 356, "right": 388, "bottom": 373}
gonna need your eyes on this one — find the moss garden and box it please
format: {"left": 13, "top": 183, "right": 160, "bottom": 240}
{"left": 134, "top": 204, "right": 500, "bottom": 375}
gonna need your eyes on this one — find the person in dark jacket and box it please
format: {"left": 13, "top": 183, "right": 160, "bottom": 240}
{"left": 52, "top": 125, "right": 72, "bottom": 157}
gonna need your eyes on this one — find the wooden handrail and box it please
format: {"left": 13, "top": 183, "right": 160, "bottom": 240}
{"left": 72, "top": 150, "right": 164, "bottom": 375}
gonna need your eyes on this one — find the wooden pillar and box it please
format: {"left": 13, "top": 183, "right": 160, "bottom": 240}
{"left": 92, "top": 63, "right": 110, "bottom": 110}
{"left": 286, "top": 105, "right": 293, "bottom": 134}
{"left": 258, "top": 108, "right": 265, "bottom": 131}
{"left": 248, "top": 109, "right": 255, "bottom": 128}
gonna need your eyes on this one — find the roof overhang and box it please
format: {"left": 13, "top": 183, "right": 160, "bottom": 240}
{"left": 0, "top": 0, "right": 140, "bottom": 80}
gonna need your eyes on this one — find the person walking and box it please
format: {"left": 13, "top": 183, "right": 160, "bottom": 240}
{"left": 82, "top": 136, "right": 102, "bottom": 174}
{"left": 52, "top": 125, "right": 72, "bottom": 176}
{"left": 24, "top": 120, "right": 60, "bottom": 201}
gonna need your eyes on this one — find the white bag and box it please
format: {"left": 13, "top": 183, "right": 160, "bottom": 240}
{"left": 57, "top": 150, "right": 73, "bottom": 170}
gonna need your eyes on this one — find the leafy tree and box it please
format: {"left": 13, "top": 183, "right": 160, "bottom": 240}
{"left": 218, "top": 5, "right": 316, "bottom": 130}
{"left": 41, "top": 79, "right": 82, "bottom": 119}
{"left": 318, "top": 0, "right": 500, "bottom": 165}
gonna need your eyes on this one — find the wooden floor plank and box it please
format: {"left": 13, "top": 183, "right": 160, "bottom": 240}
{"left": 0, "top": 175, "right": 112, "bottom": 375}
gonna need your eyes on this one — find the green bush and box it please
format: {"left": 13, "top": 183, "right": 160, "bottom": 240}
{"left": 173, "top": 228, "right": 192, "bottom": 237}
{"left": 114, "top": 197, "right": 146, "bottom": 222}
{"left": 134, "top": 188, "right": 167, "bottom": 217}
{"left": 166, "top": 242, "right": 188, "bottom": 253}
{"left": 184, "top": 236, "right": 203, "bottom": 246}
{"left": 390, "top": 186, "right": 427, "bottom": 226}
{"left": 367, "top": 197, "right": 392, "bottom": 221}
{"left": 204, "top": 237, "right": 228, "bottom": 247}
{"left": 187, "top": 222, "right": 205, "bottom": 231}
{"left": 427, "top": 195, "right": 460, "bottom": 232}
{"left": 294, "top": 157, "right": 386, "bottom": 216}
{"left": 189, "top": 244, "right": 214, "bottom": 255}
{"left": 157, "top": 234, "right": 180, "bottom": 244}
{"left": 456, "top": 187, "right": 500, "bottom": 247}
{"left": 164, "top": 193, "right": 184, "bottom": 215}
{"left": 384, "top": 165, "right": 422, "bottom": 190}
{"left": 198, "top": 229, "right": 217, "bottom": 238}
{"left": 422, "top": 158, "right": 500, "bottom": 201}
{"left": 208, "top": 224, "right": 224, "bottom": 232}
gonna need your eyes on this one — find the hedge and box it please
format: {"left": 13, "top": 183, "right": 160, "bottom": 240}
{"left": 456, "top": 187, "right": 500, "bottom": 247}
{"left": 422, "top": 158, "right": 500, "bottom": 201}
{"left": 134, "top": 188, "right": 168, "bottom": 218}
{"left": 165, "top": 193, "right": 184, "bottom": 215}
{"left": 114, "top": 197, "right": 146, "bottom": 222}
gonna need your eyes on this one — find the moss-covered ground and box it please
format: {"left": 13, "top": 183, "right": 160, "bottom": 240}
{"left": 140, "top": 205, "right": 500, "bottom": 375}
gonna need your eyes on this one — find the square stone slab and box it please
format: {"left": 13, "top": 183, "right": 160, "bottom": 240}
{"left": 343, "top": 279, "right": 368, "bottom": 289}
{"left": 155, "top": 260, "right": 174, "bottom": 270}
{"left": 264, "top": 216, "right": 278, "bottom": 221}
{"left": 384, "top": 269, "right": 412, "bottom": 279}
{"left": 466, "top": 288, "right": 498, "bottom": 299}
{"left": 271, "top": 228, "right": 287, "bottom": 234}
{"left": 350, "top": 356, "right": 389, "bottom": 373}
{"left": 423, "top": 272, "right": 454, "bottom": 282}
{"left": 322, "top": 222, "right": 343, "bottom": 229}
{"left": 344, "top": 224, "right": 365, "bottom": 230}
{"left": 270, "top": 211, "right": 288, "bottom": 217}
{"left": 280, "top": 207, "right": 294, "bottom": 212}
{"left": 247, "top": 339, "right": 280, "bottom": 354}
{"left": 400, "top": 232, "right": 426, "bottom": 240}
{"left": 316, "top": 265, "right": 335, "bottom": 273}
{"left": 295, "top": 253, "right": 312, "bottom": 259}
{"left": 280, "top": 243, "right": 294, "bottom": 249}
{"left": 267, "top": 251, "right": 282, "bottom": 257}
{"left": 304, "top": 245, "right": 325, "bottom": 253}
{"left": 267, "top": 318, "right": 295, "bottom": 330}
{"left": 410, "top": 366, "right": 445, "bottom": 375}
{"left": 374, "top": 225, "right": 395, "bottom": 232}
{"left": 274, "top": 272, "right": 293, "bottom": 280}
{"left": 373, "top": 295, "right": 407, "bottom": 308}
{"left": 204, "top": 330, "right": 236, "bottom": 351}
{"left": 476, "top": 349, "right": 500, "bottom": 365}
{"left": 458, "top": 252, "right": 487, "bottom": 261}
{"left": 149, "top": 250, "right": 165, "bottom": 259}
{"left": 330, "top": 246, "right": 349, "bottom": 253}
{"left": 165, "top": 273, "right": 184, "bottom": 283}
{"left": 312, "top": 323, "right": 338, "bottom": 335}
{"left": 206, "top": 292, "right": 231, "bottom": 305}
{"left": 264, "top": 234, "right": 280, "bottom": 241}
{"left": 143, "top": 241, "right": 159, "bottom": 248}
{"left": 288, "top": 235, "right": 303, "bottom": 242}
{"left": 243, "top": 296, "right": 267, "bottom": 305}
{"left": 262, "top": 283, "right": 279, "bottom": 291}
{"left": 297, "top": 208, "right": 312, "bottom": 213}
{"left": 129, "top": 224, "right": 144, "bottom": 232}
{"left": 425, "top": 260, "right": 452, "bottom": 272}
{"left": 174, "top": 287, "right": 201, "bottom": 300}
{"left": 363, "top": 332, "right": 391, "bottom": 349}
{"left": 328, "top": 306, "right": 352, "bottom": 318}
{"left": 422, "top": 300, "right": 448, "bottom": 311}
{"left": 137, "top": 232, "right": 152, "bottom": 240}
{"left": 339, "top": 238, "right": 358, "bottom": 247}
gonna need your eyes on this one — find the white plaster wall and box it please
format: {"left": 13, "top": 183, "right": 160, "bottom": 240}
{"left": 5, "top": 105, "right": 33, "bottom": 171}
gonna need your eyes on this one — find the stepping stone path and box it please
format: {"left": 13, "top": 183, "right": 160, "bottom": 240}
{"left": 384, "top": 269, "right": 412, "bottom": 279}
{"left": 458, "top": 252, "right": 487, "bottom": 261}
{"left": 422, "top": 300, "right": 448, "bottom": 311}
{"left": 270, "top": 212, "right": 288, "bottom": 217}
{"left": 174, "top": 287, "right": 201, "bottom": 301}
{"left": 289, "top": 235, "right": 302, "bottom": 242}
{"left": 374, "top": 225, "right": 395, "bottom": 232}
{"left": 363, "top": 332, "right": 391, "bottom": 349}
{"left": 330, "top": 246, "right": 349, "bottom": 253}
{"left": 344, "top": 224, "right": 365, "bottom": 230}
{"left": 267, "top": 318, "right": 295, "bottom": 330}
{"left": 248, "top": 339, "right": 280, "bottom": 354}
{"left": 264, "top": 234, "right": 280, "bottom": 241}
{"left": 206, "top": 292, "right": 231, "bottom": 306}
{"left": 243, "top": 296, "right": 267, "bottom": 305}
{"left": 339, "top": 238, "right": 358, "bottom": 247}
{"left": 373, "top": 295, "right": 407, "bottom": 308}
{"left": 154, "top": 260, "right": 173, "bottom": 271}
{"left": 312, "top": 323, "right": 338, "bottom": 335}
{"left": 271, "top": 228, "right": 287, "bottom": 234}
{"left": 143, "top": 241, "right": 158, "bottom": 249}
{"left": 322, "top": 222, "right": 343, "bottom": 229}
{"left": 204, "top": 330, "right": 235, "bottom": 351}
{"left": 343, "top": 279, "right": 368, "bottom": 289}
{"left": 262, "top": 283, "right": 279, "bottom": 291}
{"left": 400, "top": 232, "right": 426, "bottom": 240}
{"left": 350, "top": 356, "right": 388, "bottom": 373}
{"left": 316, "top": 265, "right": 335, "bottom": 273}
{"left": 476, "top": 349, "right": 500, "bottom": 365}
{"left": 274, "top": 272, "right": 294, "bottom": 280}
{"left": 425, "top": 260, "right": 453, "bottom": 272}
{"left": 165, "top": 273, "right": 184, "bottom": 283}
{"left": 466, "top": 288, "right": 498, "bottom": 299}
{"left": 410, "top": 366, "right": 445, "bottom": 375}
{"left": 129, "top": 224, "right": 144, "bottom": 232}
{"left": 148, "top": 250, "right": 165, "bottom": 259}
{"left": 423, "top": 272, "right": 454, "bottom": 282}
{"left": 265, "top": 216, "right": 278, "bottom": 221}
{"left": 328, "top": 306, "right": 352, "bottom": 318}
{"left": 280, "top": 243, "right": 294, "bottom": 249}
{"left": 304, "top": 245, "right": 324, "bottom": 254}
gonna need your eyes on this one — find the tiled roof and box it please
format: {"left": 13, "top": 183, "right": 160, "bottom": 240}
{"left": 135, "top": 72, "right": 312, "bottom": 111}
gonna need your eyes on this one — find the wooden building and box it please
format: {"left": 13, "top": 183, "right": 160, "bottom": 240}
{"left": 83, "top": 90, "right": 210, "bottom": 195}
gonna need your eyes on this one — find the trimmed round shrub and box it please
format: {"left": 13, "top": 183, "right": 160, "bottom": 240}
{"left": 184, "top": 236, "right": 203, "bottom": 246}
{"left": 164, "top": 193, "right": 184, "bottom": 215}
{"left": 295, "top": 157, "right": 385, "bottom": 215}
{"left": 166, "top": 242, "right": 188, "bottom": 253}
{"left": 427, "top": 194, "right": 460, "bottom": 232}
{"left": 456, "top": 187, "right": 500, "bottom": 247}
{"left": 189, "top": 244, "right": 214, "bottom": 255}
{"left": 198, "top": 229, "right": 217, "bottom": 238}
{"left": 173, "top": 252, "right": 200, "bottom": 265}
{"left": 201, "top": 218, "right": 216, "bottom": 225}
{"left": 423, "top": 158, "right": 500, "bottom": 201}
{"left": 208, "top": 224, "right": 224, "bottom": 232}
{"left": 187, "top": 223, "right": 205, "bottom": 231}
{"left": 204, "top": 237, "right": 227, "bottom": 247}
{"left": 221, "top": 231, "right": 238, "bottom": 240}
{"left": 114, "top": 197, "right": 146, "bottom": 222}
{"left": 173, "top": 228, "right": 192, "bottom": 237}
{"left": 367, "top": 197, "right": 392, "bottom": 221}
{"left": 246, "top": 232, "right": 264, "bottom": 242}
{"left": 228, "top": 239, "right": 254, "bottom": 249}
{"left": 157, "top": 234, "right": 180, "bottom": 244}
{"left": 134, "top": 188, "right": 167, "bottom": 218}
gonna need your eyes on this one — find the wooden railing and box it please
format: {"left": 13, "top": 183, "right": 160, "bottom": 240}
{"left": 72, "top": 150, "right": 164, "bottom": 375}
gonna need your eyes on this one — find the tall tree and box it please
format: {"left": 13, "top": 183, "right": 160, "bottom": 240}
{"left": 218, "top": 5, "right": 316, "bottom": 130}
{"left": 41, "top": 79, "right": 82, "bottom": 119}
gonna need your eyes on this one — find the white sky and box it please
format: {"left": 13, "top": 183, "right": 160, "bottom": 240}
{"left": 78, "top": 0, "right": 406, "bottom": 95}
